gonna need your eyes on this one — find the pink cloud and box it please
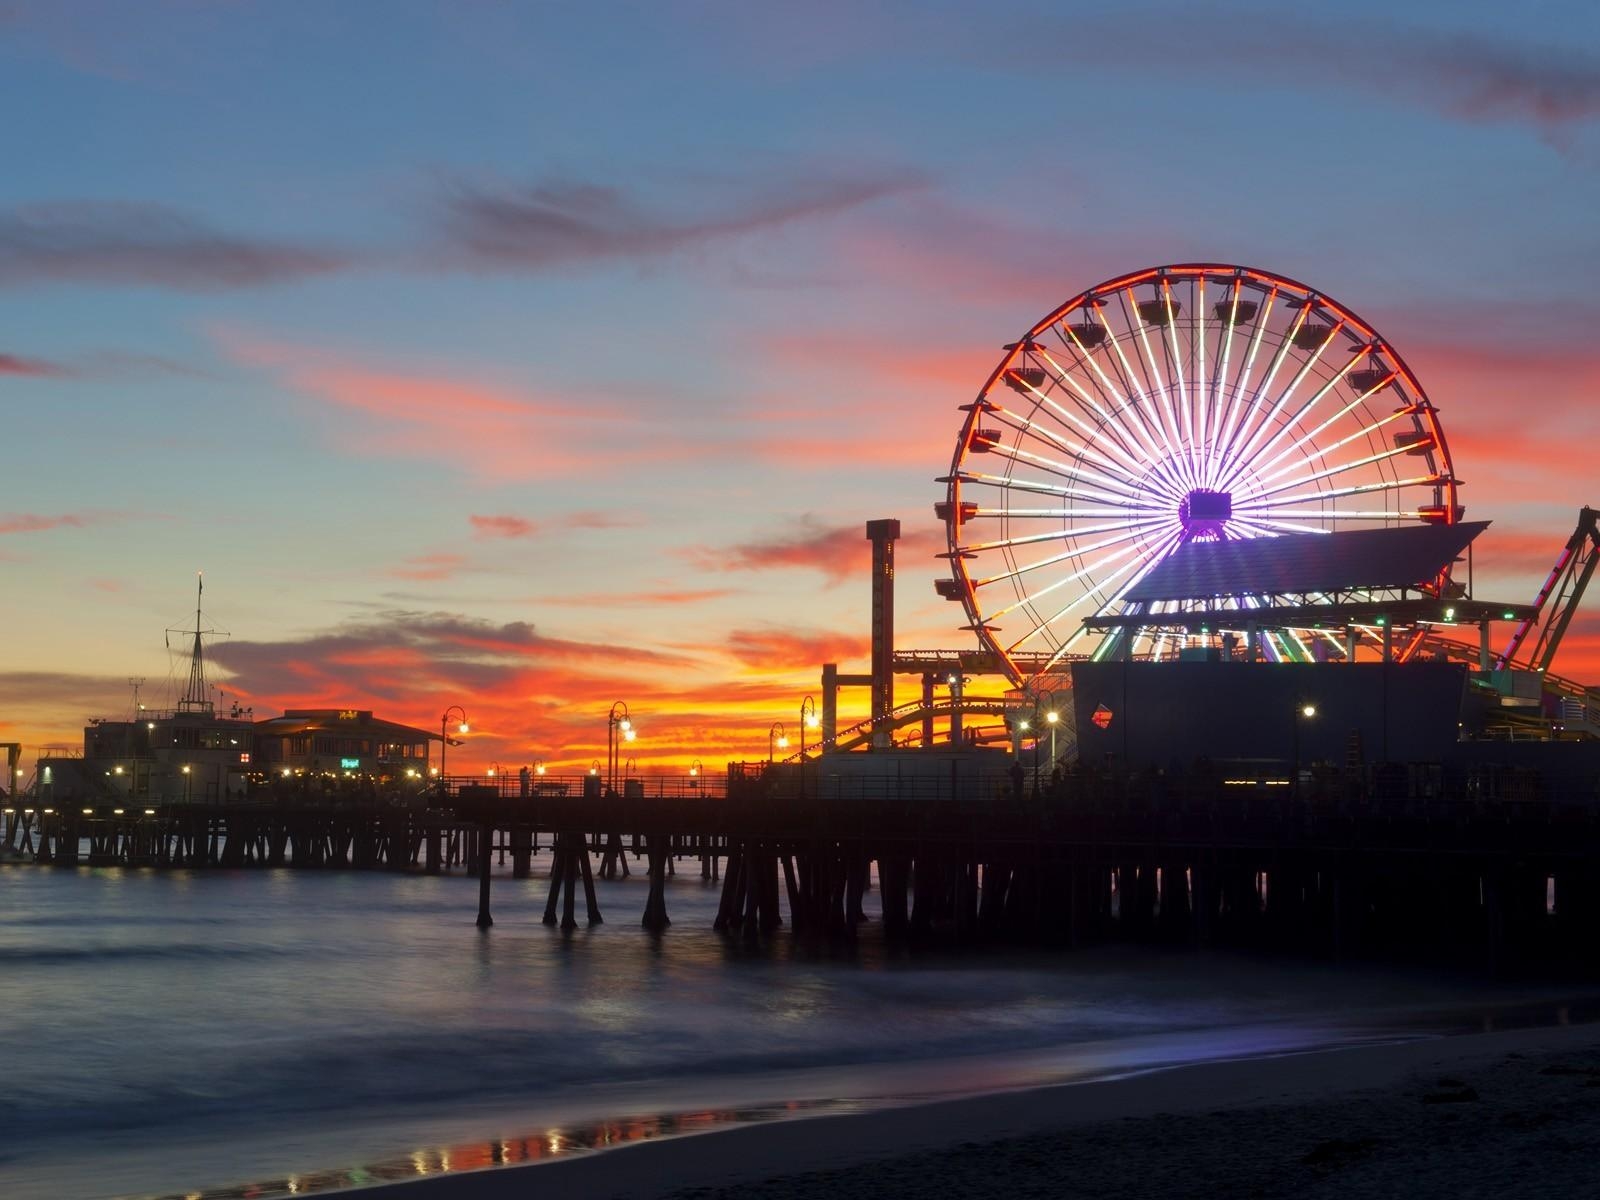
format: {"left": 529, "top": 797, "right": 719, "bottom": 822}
{"left": 470, "top": 514, "right": 537, "bottom": 539}
{"left": 0, "top": 351, "right": 66, "bottom": 376}
{"left": 389, "top": 553, "right": 468, "bottom": 581}
{"left": 217, "top": 332, "right": 703, "bottom": 481}
{"left": 0, "top": 512, "right": 108, "bottom": 535}
{"left": 683, "top": 518, "right": 945, "bottom": 585}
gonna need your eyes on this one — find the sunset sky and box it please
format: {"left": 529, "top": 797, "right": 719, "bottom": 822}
{"left": 3, "top": 1, "right": 1599, "bottom": 773}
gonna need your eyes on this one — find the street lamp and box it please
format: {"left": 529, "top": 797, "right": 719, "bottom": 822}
{"left": 181, "top": 763, "right": 191, "bottom": 804}
{"left": 800, "top": 695, "right": 819, "bottom": 761}
{"left": 607, "top": 702, "right": 635, "bottom": 795}
{"left": 1292, "top": 701, "right": 1318, "bottom": 797}
{"left": 768, "top": 721, "right": 788, "bottom": 764}
{"left": 589, "top": 760, "right": 601, "bottom": 776}
{"left": 689, "top": 758, "right": 703, "bottom": 789}
{"left": 533, "top": 759, "right": 546, "bottom": 777}
{"left": 439, "top": 705, "right": 469, "bottom": 797}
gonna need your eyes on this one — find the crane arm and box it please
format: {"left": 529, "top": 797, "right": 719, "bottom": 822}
{"left": 1497, "top": 506, "right": 1600, "bottom": 671}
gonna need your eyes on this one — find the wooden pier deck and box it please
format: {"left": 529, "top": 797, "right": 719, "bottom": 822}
{"left": 7, "top": 768, "right": 1600, "bottom": 973}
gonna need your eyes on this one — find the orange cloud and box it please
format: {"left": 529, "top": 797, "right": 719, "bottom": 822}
{"left": 727, "top": 628, "right": 871, "bottom": 670}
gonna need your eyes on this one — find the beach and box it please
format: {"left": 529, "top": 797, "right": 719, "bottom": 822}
{"left": 341, "top": 1020, "right": 1600, "bottom": 1198}
{"left": 8, "top": 865, "right": 1600, "bottom": 1200}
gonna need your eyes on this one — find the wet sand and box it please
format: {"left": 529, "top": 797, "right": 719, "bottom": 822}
{"left": 334, "top": 1019, "right": 1600, "bottom": 1198}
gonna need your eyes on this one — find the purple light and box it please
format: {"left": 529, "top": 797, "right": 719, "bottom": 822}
{"left": 1180, "top": 489, "right": 1232, "bottom": 540}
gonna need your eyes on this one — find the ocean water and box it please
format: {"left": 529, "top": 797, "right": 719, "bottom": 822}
{"left": 1, "top": 857, "right": 1590, "bottom": 1200}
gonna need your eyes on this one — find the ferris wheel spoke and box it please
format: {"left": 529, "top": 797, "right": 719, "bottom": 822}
{"left": 1043, "top": 331, "right": 1182, "bottom": 491}
{"left": 975, "top": 442, "right": 1158, "bottom": 510}
{"left": 1122, "top": 287, "right": 1195, "bottom": 490}
{"left": 974, "top": 524, "right": 1171, "bottom": 590}
{"left": 1240, "top": 472, "right": 1449, "bottom": 509}
{"left": 1194, "top": 276, "right": 1209, "bottom": 462}
{"left": 1032, "top": 528, "right": 1187, "bottom": 670}
{"left": 1239, "top": 443, "right": 1429, "bottom": 504}
{"left": 962, "top": 438, "right": 1177, "bottom": 510}
{"left": 988, "top": 533, "right": 1167, "bottom": 626}
{"left": 1214, "top": 301, "right": 1310, "bottom": 487}
{"left": 988, "top": 396, "right": 1177, "bottom": 503}
{"left": 1213, "top": 285, "right": 1280, "bottom": 479}
{"left": 1247, "top": 370, "right": 1398, "bottom": 482}
{"left": 1034, "top": 340, "right": 1168, "bottom": 480}
{"left": 1202, "top": 299, "right": 1247, "bottom": 486}
{"left": 1235, "top": 515, "right": 1337, "bottom": 536}
{"left": 958, "top": 514, "right": 1172, "bottom": 553}
{"left": 1161, "top": 278, "right": 1200, "bottom": 484}
{"left": 1218, "top": 329, "right": 1361, "bottom": 493}
{"left": 1249, "top": 407, "right": 1421, "bottom": 491}
{"left": 1245, "top": 509, "right": 1421, "bottom": 520}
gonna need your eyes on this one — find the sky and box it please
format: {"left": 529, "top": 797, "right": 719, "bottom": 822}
{"left": 3, "top": 0, "right": 1599, "bottom": 773}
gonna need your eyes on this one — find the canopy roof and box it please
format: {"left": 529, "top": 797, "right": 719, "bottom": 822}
{"left": 1124, "top": 521, "right": 1489, "bottom": 603}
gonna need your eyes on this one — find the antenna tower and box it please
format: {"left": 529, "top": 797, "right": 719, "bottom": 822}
{"left": 167, "top": 573, "right": 227, "bottom": 715}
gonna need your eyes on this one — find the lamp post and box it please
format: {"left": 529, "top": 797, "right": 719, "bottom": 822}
{"left": 768, "top": 721, "right": 788, "bottom": 765}
{"left": 533, "top": 759, "right": 546, "bottom": 777}
{"left": 181, "top": 763, "right": 191, "bottom": 804}
{"left": 607, "top": 702, "right": 635, "bottom": 796}
{"left": 1292, "top": 702, "right": 1317, "bottom": 798}
{"left": 439, "top": 705, "right": 469, "bottom": 799}
{"left": 589, "top": 759, "right": 601, "bottom": 778}
{"left": 799, "top": 696, "right": 819, "bottom": 760}
{"left": 689, "top": 758, "right": 703, "bottom": 790}
{"left": 487, "top": 761, "right": 501, "bottom": 793}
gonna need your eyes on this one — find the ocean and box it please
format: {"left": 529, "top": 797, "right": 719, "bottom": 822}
{"left": 2, "top": 857, "right": 1591, "bottom": 1199}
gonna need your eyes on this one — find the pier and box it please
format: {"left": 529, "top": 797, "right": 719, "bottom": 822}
{"left": 10, "top": 761, "right": 1600, "bottom": 975}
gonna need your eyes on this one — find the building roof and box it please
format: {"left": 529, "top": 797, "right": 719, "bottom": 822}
{"left": 1124, "top": 521, "right": 1489, "bottom": 603}
{"left": 254, "top": 708, "right": 437, "bottom": 741}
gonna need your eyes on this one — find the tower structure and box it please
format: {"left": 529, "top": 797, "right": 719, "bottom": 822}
{"left": 865, "top": 519, "right": 900, "bottom": 748}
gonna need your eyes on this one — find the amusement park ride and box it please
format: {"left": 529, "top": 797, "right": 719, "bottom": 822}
{"left": 815, "top": 264, "right": 1599, "bottom": 765}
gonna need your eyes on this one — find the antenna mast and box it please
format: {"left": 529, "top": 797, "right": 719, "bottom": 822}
{"left": 169, "top": 572, "right": 226, "bottom": 715}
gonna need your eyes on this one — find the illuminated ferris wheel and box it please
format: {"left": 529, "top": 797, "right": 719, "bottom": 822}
{"left": 937, "top": 264, "right": 1462, "bottom": 688}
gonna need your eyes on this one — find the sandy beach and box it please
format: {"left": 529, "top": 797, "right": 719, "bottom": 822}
{"left": 336, "top": 1019, "right": 1600, "bottom": 1199}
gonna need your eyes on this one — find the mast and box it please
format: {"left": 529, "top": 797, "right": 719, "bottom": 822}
{"left": 170, "top": 572, "right": 223, "bottom": 715}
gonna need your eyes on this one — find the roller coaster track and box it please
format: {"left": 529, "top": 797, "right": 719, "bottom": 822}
{"left": 791, "top": 697, "right": 1067, "bottom": 760}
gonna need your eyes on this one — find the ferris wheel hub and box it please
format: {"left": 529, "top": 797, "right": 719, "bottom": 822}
{"left": 1179, "top": 489, "right": 1233, "bottom": 540}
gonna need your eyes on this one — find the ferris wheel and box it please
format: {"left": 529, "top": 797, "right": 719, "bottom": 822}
{"left": 937, "top": 264, "right": 1462, "bottom": 688}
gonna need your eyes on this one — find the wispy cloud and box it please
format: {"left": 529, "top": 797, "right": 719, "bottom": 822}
{"left": 685, "top": 518, "right": 867, "bottom": 584}
{"left": 534, "top": 587, "right": 740, "bottom": 608}
{"left": 0, "top": 511, "right": 115, "bottom": 535}
{"left": 685, "top": 518, "right": 946, "bottom": 584}
{"left": 1047, "top": 12, "right": 1600, "bottom": 146}
{"left": 388, "top": 553, "right": 470, "bottom": 581}
{"left": 0, "top": 202, "right": 349, "bottom": 290}
{"left": 218, "top": 332, "right": 691, "bottom": 480}
{"left": 0, "top": 351, "right": 67, "bottom": 376}
{"left": 469, "top": 514, "right": 537, "bottom": 539}
{"left": 438, "top": 170, "right": 925, "bottom": 270}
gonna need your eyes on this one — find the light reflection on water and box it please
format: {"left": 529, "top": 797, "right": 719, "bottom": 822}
{"left": 1, "top": 859, "right": 1594, "bottom": 1200}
